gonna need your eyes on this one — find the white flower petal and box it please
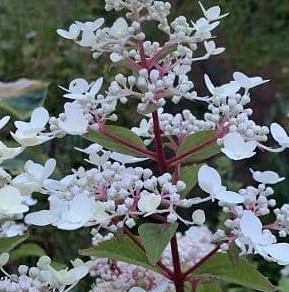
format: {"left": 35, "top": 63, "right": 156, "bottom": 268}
{"left": 25, "top": 210, "right": 57, "bottom": 226}
{"left": 270, "top": 123, "right": 289, "bottom": 148}
{"left": 138, "top": 194, "right": 161, "bottom": 214}
{"left": 240, "top": 210, "right": 262, "bottom": 243}
{"left": 198, "top": 165, "right": 222, "bottom": 195}
{"left": 109, "top": 17, "right": 129, "bottom": 38}
{"left": 250, "top": 168, "right": 285, "bottom": 184}
{"left": 89, "top": 77, "right": 103, "bottom": 96}
{"left": 262, "top": 243, "right": 289, "bottom": 265}
{"left": 0, "top": 116, "right": 10, "bottom": 130}
{"left": 215, "top": 190, "right": 244, "bottom": 204}
{"left": 110, "top": 153, "right": 149, "bottom": 164}
{"left": 221, "top": 132, "right": 257, "bottom": 160}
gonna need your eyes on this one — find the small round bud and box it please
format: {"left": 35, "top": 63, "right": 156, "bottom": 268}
{"left": 192, "top": 209, "right": 206, "bottom": 225}
{"left": 18, "top": 265, "right": 29, "bottom": 275}
{"left": 167, "top": 213, "right": 178, "bottom": 223}
{"left": 0, "top": 252, "right": 9, "bottom": 267}
{"left": 37, "top": 256, "right": 51, "bottom": 269}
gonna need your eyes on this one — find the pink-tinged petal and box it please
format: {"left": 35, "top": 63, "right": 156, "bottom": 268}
{"left": 215, "top": 190, "right": 244, "bottom": 204}
{"left": 240, "top": 210, "right": 262, "bottom": 243}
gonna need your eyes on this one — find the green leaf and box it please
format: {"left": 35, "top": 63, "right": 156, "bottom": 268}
{"left": 138, "top": 223, "right": 178, "bottom": 265}
{"left": 84, "top": 125, "right": 147, "bottom": 157}
{"left": 196, "top": 282, "right": 225, "bottom": 292}
{"left": 227, "top": 243, "right": 240, "bottom": 267}
{"left": 10, "top": 243, "right": 46, "bottom": 260}
{"left": 79, "top": 234, "right": 161, "bottom": 273}
{"left": 191, "top": 253, "right": 275, "bottom": 292}
{"left": 179, "top": 164, "right": 199, "bottom": 198}
{"left": 278, "top": 278, "right": 289, "bottom": 292}
{"left": 0, "top": 233, "right": 29, "bottom": 254}
{"left": 0, "top": 79, "right": 49, "bottom": 119}
{"left": 176, "top": 130, "right": 220, "bottom": 163}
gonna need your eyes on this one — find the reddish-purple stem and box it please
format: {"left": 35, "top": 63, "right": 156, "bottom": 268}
{"left": 181, "top": 244, "right": 222, "bottom": 281}
{"left": 170, "top": 235, "right": 184, "bottom": 292}
{"left": 152, "top": 111, "right": 168, "bottom": 173}
{"left": 101, "top": 129, "right": 156, "bottom": 159}
{"left": 167, "top": 132, "right": 220, "bottom": 167}
{"left": 123, "top": 227, "right": 174, "bottom": 280}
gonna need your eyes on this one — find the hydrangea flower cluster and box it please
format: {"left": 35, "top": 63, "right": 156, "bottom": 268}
{"left": 1, "top": 0, "right": 289, "bottom": 291}
{"left": 0, "top": 254, "right": 90, "bottom": 292}
{"left": 89, "top": 226, "right": 214, "bottom": 291}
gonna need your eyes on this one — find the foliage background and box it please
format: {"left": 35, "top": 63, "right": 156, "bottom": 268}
{"left": 1, "top": 0, "right": 289, "bottom": 290}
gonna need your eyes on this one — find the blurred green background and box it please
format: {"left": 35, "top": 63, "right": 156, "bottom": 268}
{"left": 1, "top": 0, "right": 289, "bottom": 290}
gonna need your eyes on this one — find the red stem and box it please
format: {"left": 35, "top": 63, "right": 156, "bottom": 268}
{"left": 125, "top": 57, "right": 143, "bottom": 71}
{"left": 147, "top": 44, "right": 174, "bottom": 70}
{"left": 181, "top": 243, "right": 221, "bottom": 281}
{"left": 138, "top": 40, "right": 147, "bottom": 68}
{"left": 101, "top": 129, "right": 156, "bottom": 159}
{"left": 170, "top": 235, "right": 184, "bottom": 292}
{"left": 152, "top": 111, "right": 168, "bottom": 173}
{"left": 167, "top": 132, "right": 219, "bottom": 167}
{"left": 123, "top": 227, "right": 174, "bottom": 280}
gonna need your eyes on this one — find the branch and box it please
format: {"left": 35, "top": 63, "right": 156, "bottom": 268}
{"left": 101, "top": 129, "right": 157, "bottom": 159}
{"left": 167, "top": 132, "right": 219, "bottom": 167}
{"left": 152, "top": 111, "right": 168, "bottom": 172}
{"left": 170, "top": 235, "right": 184, "bottom": 292}
{"left": 181, "top": 243, "right": 222, "bottom": 281}
{"left": 123, "top": 227, "right": 174, "bottom": 280}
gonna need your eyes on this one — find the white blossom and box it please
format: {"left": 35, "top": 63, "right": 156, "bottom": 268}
{"left": 198, "top": 2, "right": 229, "bottom": 21}
{"left": 57, "top": 23, "right": 81, "bottom": 40}
{"left": 0, "top": 185, "right": 29, "bottom": 218}
{"left": 58, "top": 102, "right": 89, "bottom": 135}
{"left": 221, "top": 132, "right": 257, "bottom": 160}
{"left": 250, "top": 169, "right": 285, "bottom": 184}
{"left": 138, "top": 193, "right": 161, "bottom": 215}
{"left": 233, "top": 71, "right": 269, "bottom": 90}
{"left": 11, "top": 107, "right": 52, "bottom": 146}
{"left": 204, "top": 74, "right": 240, "bottom": 97}
{"left": 109, "top": 17, "right": 129, "bottom": 38}
{"left": 0, "top": 141, "right": 23, "bottom": 164}
{"left": 198, "top": 165, "right": 244, "bottom": 204}
{"left": 239, "top": 210, "right": 289, "bottom": 265}
{"left": 25, "top": 192, "right": 93, "bottom": 230}
{"left": 12, "top": 158, "right": 56, "bottom": 195}
{"left": 270, "top": 122, "right": 289, "bottom": 148}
